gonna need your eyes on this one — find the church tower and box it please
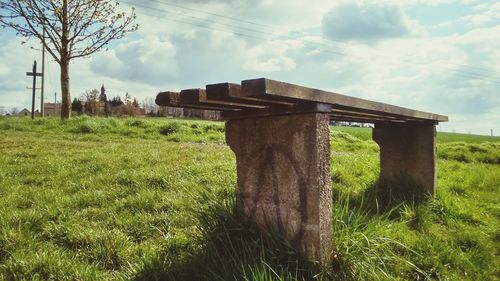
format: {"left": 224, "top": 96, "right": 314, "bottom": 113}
{"left": 99, "top": 84, "right": 108, "bottom": 117}
{"left": 99, "top": 84, "right": 107, "bottom": 102}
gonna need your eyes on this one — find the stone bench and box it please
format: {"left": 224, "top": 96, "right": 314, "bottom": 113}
{"left": 155, "top": 78, "right": 448, "bottom": 263}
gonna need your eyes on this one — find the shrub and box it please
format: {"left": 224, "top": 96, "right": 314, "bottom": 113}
{"left": 203, "top": 124, "right": 224, "bottom": 133}
{"left": 126, "top": 119, "right": 149, "bottom": 128}
{"left": 68, "top": 118, "right": 112, "bottom": 135}
{"left": 159, "top": 123, "right": 180, "bottom": 135}
{"left": 75, "top": 123, "right": 95, "bottom": 134}
{"left": 0, "top": 123, "right": 12, "bottom": 130}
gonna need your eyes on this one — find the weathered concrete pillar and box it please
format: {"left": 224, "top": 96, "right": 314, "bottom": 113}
{"left": 225, "top": 113, "right": 332, "bottom": 262}
{"left": 373, "top": 123, "right": 437, "bottom": 194}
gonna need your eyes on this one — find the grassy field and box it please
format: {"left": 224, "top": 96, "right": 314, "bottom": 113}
{"left": 0, "top": 116, "right": 498, "bottom": 280}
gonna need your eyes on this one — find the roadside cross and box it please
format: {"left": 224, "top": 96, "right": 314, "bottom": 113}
{"left": 26, "top": 60, "right": 43, "bottom": 119}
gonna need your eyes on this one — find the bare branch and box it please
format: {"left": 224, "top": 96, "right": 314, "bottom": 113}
{"left": 1, "top": 0, "right": 136, "bottom": 63}
{"left": 0, "top": 0, "right": 137, "bottom": 119}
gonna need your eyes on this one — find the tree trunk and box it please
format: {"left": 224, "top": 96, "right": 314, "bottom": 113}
{"left": 60, "top": 0, "right": 71, "bottom": 119}
{"left": 60, "top": 58, "right": 71, "bottom": 119}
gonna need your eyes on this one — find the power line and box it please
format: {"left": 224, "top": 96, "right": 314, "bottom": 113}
{"left": 146, "top": 0, "right": 274, "bottom": 29}
{"left": 146, "top": 0, "right": 499, "bottom": 79}
{"left": 122, "top": 0, "right": 347, "bottom": 59}
{"left": 122, "top": 0, "right": 352, "bottom": 50}
{"left": 123, "top": 1, "right": 270, "bottom": 42}
{"left": 145, "top": 0, "right": 343, "bottom": 49}
{"left": 120, "top": 0, "right": 500, "bottom": 85}
{"left": 122, "top": 0, "right": 367, "bottom": 58}
{"left": 128, "top": 0, "right": 274, "bottom": 37}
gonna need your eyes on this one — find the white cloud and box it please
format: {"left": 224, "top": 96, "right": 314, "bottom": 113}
{"left": 243, "top": 40, "right": 299, "bottom": 72}
{"left": 459, "top": 2, "right": 500, "bottom": 26}
{"left": 243, "top": 57, "right": 296, "bottom": 72}
{"left": 370, "top": 0, "right": 456, "bottom": 6}
{"left": 322, "top": 1, "right": 425, "bottom": 43}
{"left": 322, "top": 3, "right": 419, "bottom": 43}
{"left": 0, "top": 38, "right": 48, "bottom": 108}
{"left": 0, "top": 63, "right": 11, "bottom": 76}
{"left": 91, "top": 36, "right": 179, "bottom": 84}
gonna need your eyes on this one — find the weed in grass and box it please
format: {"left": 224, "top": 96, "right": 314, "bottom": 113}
{"left": 160, "top": 123, "right": 181, "bottom": 135}
{"left": 70, "top": 118, "right": 111, "bottom": 134}
{"left": 126, "top": 119, "right": 150, "bottom": 128}
{"left": 116, "top": 174, "right": 140, "bottom": 188}
{"left": 146, "top": 176, "right": 170, "bottom": 189}
{"left": 167, "top": 135, "right": 181, "bottom": 142}
{"left": 0, "top": 227, "right": 9, "bottom": 263}
{"left": 203, "top": 124, "right": 225, "bottom": 133}
{"left": 76, "top": 123, "right": 95, "bottom": 134}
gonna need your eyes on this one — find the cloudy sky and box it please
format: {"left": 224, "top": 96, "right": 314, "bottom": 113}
{"left": 0, "top": 0, "right": 499, "bottom": 135}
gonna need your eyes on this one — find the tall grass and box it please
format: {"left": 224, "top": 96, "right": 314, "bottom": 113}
{"left": 132, "top": 186, "right": 428, "bottom": 281}
{"left": 0, "top": 116, "right": 498, "bottom": 280}
{"left": 0, "top": 116, "right": 226, "bottom": 143}
{"left": 437, "top": 142, "right": 500, "bottom": 164}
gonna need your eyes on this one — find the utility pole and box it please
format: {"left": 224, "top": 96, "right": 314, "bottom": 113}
{"left": 492, "top": 129, "right": 494, "bottom": 137}
{"left": 40, "top": 27, "right": 46, "bottom": 117}
{"left": 26, "top": 60, "right": 43, "bottom": 119}
{"left": 55, "top": 92, "right": 57, "bottom": 116}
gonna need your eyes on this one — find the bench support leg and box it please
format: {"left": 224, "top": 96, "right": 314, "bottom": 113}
{"left": 373, "top": 123, "right": 437, "bottom": 194}
{"left": 226, "top": 113, "right": 332, "bottom": 262}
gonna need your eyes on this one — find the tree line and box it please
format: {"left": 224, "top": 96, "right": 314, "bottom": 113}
{"left": 71, "top": 89, "right": 146, "bottom": 117}
{"left": 0, "top": 107, "right": 21, "bottom": 116}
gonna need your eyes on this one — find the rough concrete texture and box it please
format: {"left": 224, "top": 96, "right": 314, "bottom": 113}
{"left": 373, "top": 123, "right": 436, "bottom": 194}
{"left": 226, "top": 113, "right": 333, "bottom": 262}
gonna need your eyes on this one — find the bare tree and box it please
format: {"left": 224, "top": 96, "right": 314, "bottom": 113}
{"left": 122, "top": 92, "right": 137, "bottom": 116}
{"left": 82, "top": 88, "right": 99, "bottom": 116}
{"left": 10, "top": 107, "right": 19, "bottom": 115}
{"left": 141, "top": 97, "right": 156, "bottom": 116}
{"left": 0, "top": 0, "right": 138, "bottom": 119}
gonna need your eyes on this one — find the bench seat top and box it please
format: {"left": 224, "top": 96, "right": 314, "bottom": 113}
{"left": 156, "top": 78, "right": 448, "bottom": 124}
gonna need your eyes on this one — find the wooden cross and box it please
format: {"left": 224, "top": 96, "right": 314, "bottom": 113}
{"left": 26, "top": 60, "right": 43, "bottom": 119}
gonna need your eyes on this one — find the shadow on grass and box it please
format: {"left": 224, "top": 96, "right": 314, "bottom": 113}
{"left": 133, "top": 178, "right": 432, "bottom": 280}
{"left": 345, "top": 177, "right": 432, "bottom": 219}
{"left": 132, "top": 192, "right": 317, "bottom": 281}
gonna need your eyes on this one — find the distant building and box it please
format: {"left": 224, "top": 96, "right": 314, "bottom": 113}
{"left": 43, "top": 103, "right": 60, "bottom": 116}
{"left": 183, "top": 108, "right": 220, "bottom": 120}
{"left": 157, "top": 106, "right": 220, "bottom": 120}
{"left": 330, "top": 120, "right": 373, "bottom": 128}
{"left": 17, "top": 108, "right": 30, "bottom": 116}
